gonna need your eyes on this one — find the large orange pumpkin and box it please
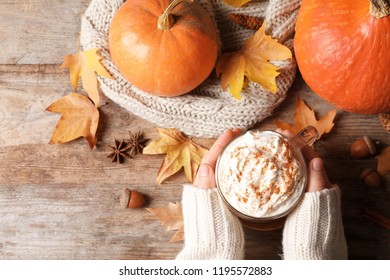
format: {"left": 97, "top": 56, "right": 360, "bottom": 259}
{"left": 294, "top": 0, "right": 390, "bottom": 114}
{"left": 109, "top": 0, "right": 219, "bottom": 97}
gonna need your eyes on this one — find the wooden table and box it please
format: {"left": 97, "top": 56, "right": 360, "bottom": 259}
{"left": 0, "top": 0, "right": 389, "bottom": 260}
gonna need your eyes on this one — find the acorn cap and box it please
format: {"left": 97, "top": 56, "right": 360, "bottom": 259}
{"left": 363, "top": 136, "right": 376, "bottom": 155}
{"left": 119, "top": 188, "right": 131, "bottom": 209}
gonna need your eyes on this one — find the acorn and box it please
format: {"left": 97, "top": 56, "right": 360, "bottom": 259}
{"left": 360, "top": 168, "right": 382, "bottom": 188}
{"left": 350, "top": 136, "right": 377, "bottom": 158}
{"left": 120, "top": 189, "right": 145, "bottom": 209}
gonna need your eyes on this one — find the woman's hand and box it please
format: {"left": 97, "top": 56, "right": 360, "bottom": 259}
{"left": 193, "top": 128, "right": 241, "bottom": 189}
{"left": 276, "top": 129, "right": 331, "bottom": 192}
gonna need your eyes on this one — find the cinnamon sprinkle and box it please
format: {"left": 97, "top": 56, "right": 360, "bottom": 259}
{"left": 237, "top": 171, "right": 242, "bottom": 183}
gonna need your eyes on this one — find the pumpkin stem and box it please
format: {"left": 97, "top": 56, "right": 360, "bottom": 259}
{"left": 370, "top": 0, "right": 390, "bottom": 18}
{"left": 157, "top": 0, "right": 194, "bottom": 30}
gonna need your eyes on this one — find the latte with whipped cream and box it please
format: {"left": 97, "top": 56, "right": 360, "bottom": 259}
{"left": 216, "top": 130, "right": 305, "bottom": 219}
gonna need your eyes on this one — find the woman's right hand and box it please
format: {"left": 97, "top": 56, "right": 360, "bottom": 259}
{"left": 277, "top": 129, "right": 331, "bottom": 192}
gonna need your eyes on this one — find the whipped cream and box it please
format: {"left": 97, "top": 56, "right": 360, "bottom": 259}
{"left": 217, "top": 131, "right": 304, "bottom": 218}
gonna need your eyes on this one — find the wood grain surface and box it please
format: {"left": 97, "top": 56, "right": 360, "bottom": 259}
{"left": 0, "top": 0, "right": 389, "bottom": 260}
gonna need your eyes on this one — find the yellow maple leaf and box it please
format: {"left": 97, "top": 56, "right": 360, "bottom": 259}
{"left": 146, "top": 202, "right": 184, "bottom": 243}
{"left": 61, "top": 48, "right": 113, "bottom": 106}
{"left": 224, "top": 0, "right": 252, "bottom": 7}
{"left": 216, "top": 21, "right": 292, "bottom": 99}
{"left": 46, "top": 93, "right": 99, "bottom": 149}
{"left": 275, "top": 96, "right": 337, "bottom": 140}
{"left": 143, "top": 128, "right": 208, "bottom": 184}
{"left": 375, "top": 146, "right": 390, "bottom": 176}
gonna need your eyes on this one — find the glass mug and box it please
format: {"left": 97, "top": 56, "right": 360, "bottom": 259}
{"left": 215, "top": 126, "right": 319, "bottom": 228}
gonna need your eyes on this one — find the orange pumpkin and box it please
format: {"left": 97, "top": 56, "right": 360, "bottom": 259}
{"left": 109, "top": 0, "right": 219, "bottom": 97}
{"left": 294, "top": 0, "right": 390, "bottom": 114}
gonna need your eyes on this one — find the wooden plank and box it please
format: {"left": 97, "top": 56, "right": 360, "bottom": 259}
{"left": 0, "top": 183, "right": 183, "bottom": 259}
{"left": 0, "top": 0, "right": 91, "bottom": 64}
{"left": 1, "top": 65, "right": 388, "bottom": 147}
{"left": 0, "top": 64, "right": 164, "bottom": 147}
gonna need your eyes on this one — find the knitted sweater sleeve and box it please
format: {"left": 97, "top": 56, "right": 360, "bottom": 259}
{"left": 282, "top": 185, "right": 348, "bottom": 259}
{"left": 176, "top": 185, "right": 245, "bottom": 260}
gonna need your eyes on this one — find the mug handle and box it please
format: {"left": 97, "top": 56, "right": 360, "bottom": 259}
{"left": 289, "top": 126, "right": 319, "bottom": 150}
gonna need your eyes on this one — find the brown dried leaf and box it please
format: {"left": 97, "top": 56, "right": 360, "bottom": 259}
{"left": 275, "top": 96, "right": 337, "bottom": 140}
{"left": 46, "top": 93, "right": 99, "bottom": 149}
{"left": 375, "top": 146, "right": 390, "bottom": 176}
{"left": 146, "top": 202, "right": 184, "bottom": 243}
{"left": 379, "top": 113, "right": 390, "bottom": 133}
{"left": 61, "top": 48, "right": 113, "bottom": 106}
{"left": 170, "top": 228, "right": 185, "bottom": 243}
{"left": 230, "top": 13, "right": 264, "bottom": 30}
{"left": 143, "top": 128, "right": 208, "bottom": 184}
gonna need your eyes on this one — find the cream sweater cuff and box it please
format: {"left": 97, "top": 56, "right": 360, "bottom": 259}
{"left": 176, "top": 185, "right": 245, "bottom": 260}
{"left": 282, "top": 185, "right": 348, "bottom": 260}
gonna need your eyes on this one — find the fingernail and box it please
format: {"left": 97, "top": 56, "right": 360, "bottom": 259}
{"left": 198, "top": 164, "right": 210, "bottom": 177}
{"left": 311, "top": 158, "right": 324, "bottom": 171}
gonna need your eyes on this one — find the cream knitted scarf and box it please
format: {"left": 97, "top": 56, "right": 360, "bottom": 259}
{"left": 80, "top": 0, "right": 301, "bottom": 138}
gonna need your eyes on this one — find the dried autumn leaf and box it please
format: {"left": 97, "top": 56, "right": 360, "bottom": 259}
{"left": 230, "top": 13, "right": 264, "bottom": 30}
{"left": 46, "top": 93, "right": 99, "bottom": 149}
{"left": 143, "top": 128, "right": 208, "bottom": 184}
{"left": 275, "top": 96, "right": 337, "bottom": 140}
{"left": 224, "top": 0, "right": 252, "bottom": 8}
{"left": 146, "top": 202, "right": 184, "bottom": 243}
{"left": 61, "top": 48, "right": 113, "bottom": 106}
{"left": 216, "top": 21, "right": 292, "bottom": 99}
{"left": 375, "top": 146, "right": 390, "bottom": 175}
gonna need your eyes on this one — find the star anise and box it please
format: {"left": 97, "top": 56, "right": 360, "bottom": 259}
{"left": 125, "top": 130, "right": 148, "bottom": 157}
{"left": 107, "top": 139, "right": 130, "bottom": 164}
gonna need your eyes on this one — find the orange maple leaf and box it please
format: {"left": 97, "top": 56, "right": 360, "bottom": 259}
{"left": 143, "top": 128, "right": 208, "bottom": 184}
{"left": 224, "top": 0, "right": 252, "bottom": 7}
{"left": 146, "top": 202, "right": 184, "bottom": 243}
{"left": 275, "top": 96, "right": 337, "bottom": 140}
{"left": 61, "top": 48, "right": 113, "bottom": 106}
{"left": 46, "top": 93, "right": 99, "bottom": 149}
{"left": 375, "top": 146, "right": 390, "bottom": 176}
{"left": 216, "top": 21, "right": 292, "bottom": 99}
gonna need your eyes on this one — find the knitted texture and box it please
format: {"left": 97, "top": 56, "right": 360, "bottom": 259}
{"left": 176, "top": 185, "right": 245, "bottom": 259}
{"left": 282, "top": 186, "right": 348, "bottom": 260}
{"left": 80, "top": 0, "right": 301, "bottom": 138}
